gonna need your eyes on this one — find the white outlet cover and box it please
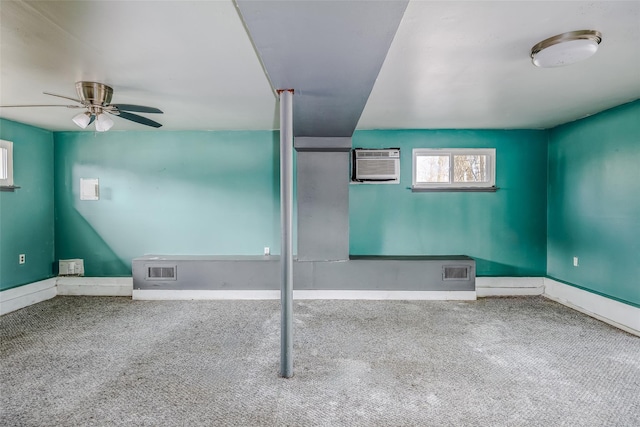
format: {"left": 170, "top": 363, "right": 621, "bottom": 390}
{"left": 80, "top": 178, "right": 99, "bottom": 201}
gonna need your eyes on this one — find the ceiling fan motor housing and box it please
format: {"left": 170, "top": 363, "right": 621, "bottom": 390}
{"left": 76, "top": 81, "right": 113, "bottom": 106}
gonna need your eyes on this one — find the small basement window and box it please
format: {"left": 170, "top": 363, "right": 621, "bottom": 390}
{"left": 412, "top": 148, "right": 496, "bottom": 191}
{"left": 0, "top": 139, "right": 14, "bottom": 187}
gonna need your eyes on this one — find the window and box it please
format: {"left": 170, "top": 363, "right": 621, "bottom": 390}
{"left": 0, "top": 139, "right": 14, "bottom": 187}
{"left": 412, "top": 148, "right": 495, "bottom": 190}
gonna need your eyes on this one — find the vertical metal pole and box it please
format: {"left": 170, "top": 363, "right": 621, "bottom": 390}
{"left": 278, "top": 89, "right": 294, "bottom": 378}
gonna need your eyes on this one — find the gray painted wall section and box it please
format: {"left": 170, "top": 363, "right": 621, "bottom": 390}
{"left": 295, "top": 138, "right": 350, "bottom": 261}
{"left": 236, "top": 0, "right": 409, "bottom": 137}
{"left": 133, "top": 256, "right": 475, "bottom": 292}
{"left": 295, "top": 137, "right": 352, "bottom": 152}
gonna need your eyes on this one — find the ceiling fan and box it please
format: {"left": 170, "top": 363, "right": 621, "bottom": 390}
{"left": 1, "top": 81, "right": 163, "bottom": 131}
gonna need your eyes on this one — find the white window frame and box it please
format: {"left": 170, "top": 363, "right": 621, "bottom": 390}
{"left": 412, "top": 148, "right": 496, "bottom": 190}
{"left": 0, "top": 139, "right": 14, "bottom": 187}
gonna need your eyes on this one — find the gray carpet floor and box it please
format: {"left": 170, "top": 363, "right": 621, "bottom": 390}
{"left": 1, "top": 296, "right": 638, "bottom": 426}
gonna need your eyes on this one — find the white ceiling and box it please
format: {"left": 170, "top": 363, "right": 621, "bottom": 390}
{"left": 1, "top": 0, "right": 639, "bottom": 132}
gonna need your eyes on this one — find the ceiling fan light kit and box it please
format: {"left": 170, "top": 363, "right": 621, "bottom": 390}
{"left": 95, "top": 113, "right": 114, "bottom": 132}
{"left": 531, "top": 30, "right": 602, "bottom": 68}
{"left": 72, "top": 112, "right": 92, "bottom": 129}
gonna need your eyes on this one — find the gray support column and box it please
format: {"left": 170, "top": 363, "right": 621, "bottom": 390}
{"left": 278, "top": 89, "right": 294, "bottom": 378}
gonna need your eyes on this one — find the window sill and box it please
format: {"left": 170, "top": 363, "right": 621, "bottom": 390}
{"left": 411, "top": 186, "right": 498, "bottom": 193}
{"left": 0, "top": 185, "right": 20, "bottom": 192}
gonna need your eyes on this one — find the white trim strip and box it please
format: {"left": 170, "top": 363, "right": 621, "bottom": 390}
{"left": 132, "top": 290, "right": 280, "bottom": 300}
{"left": 476, "top": 277, "right": 544, "bottom": 297}
{"left": 543, "top": 278, "right": 639, "bottom": 337}
{"left": 294, "top": 290, "right": 476, "bottom": 300}
{"left": 4, "top": 276, "right": 637, "bottom": 337}
{"left": 57, "top": 277, "right": 132, "bottom": 296}
{"left": 132, "top": 289, "right": 476, "bottom": 301}
{"left": 0, "top": 278, "right": 57, "bottom": 315}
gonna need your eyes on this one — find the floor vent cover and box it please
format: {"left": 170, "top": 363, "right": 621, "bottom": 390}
{"left": 146, "top": 266, "right": 177, "bottom": 280}
{"left": 443, "top": 266, "right": 470, "bottom": 281}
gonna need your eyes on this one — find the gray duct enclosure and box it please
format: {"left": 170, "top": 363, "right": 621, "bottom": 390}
{"left": 133, "top": 138, "right": 475, "bottom": 293}
{"left": 133, "top": 255, "right": 475, "bottom": 292}
{"left": 235, "top": 0, "right": 409, "bottom": 138}
{"left": 295, "top": 137, "right": 350, "bottom": 261}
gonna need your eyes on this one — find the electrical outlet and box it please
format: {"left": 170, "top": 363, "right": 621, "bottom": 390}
{"left": 573, "top": 256, "right": 579, "bottom": 267}
{"left": 264, "top": 247, "right": 270, "bottom": 256}
{"left": 19, "top": 254, "right": 25, "bottom": 264}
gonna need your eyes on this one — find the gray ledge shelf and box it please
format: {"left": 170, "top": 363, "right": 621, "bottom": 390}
{"left": 0, "top": 186, "right": 21, "bottom": 192}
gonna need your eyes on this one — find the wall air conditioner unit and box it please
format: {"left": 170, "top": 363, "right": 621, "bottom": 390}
{"left": 352, "top": 148, "right": 400, "bottom": 183}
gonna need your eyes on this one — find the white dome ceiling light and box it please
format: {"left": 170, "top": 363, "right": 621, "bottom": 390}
{"left": 531, "top": 30, "right": 602, "bottom": 68}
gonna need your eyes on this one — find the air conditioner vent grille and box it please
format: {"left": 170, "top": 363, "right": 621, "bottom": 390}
{"left": 357, "top": 151, "right": 393, "bottom": 158}
{"left": 356, "top": 159, "right": 397, "bottom": 176}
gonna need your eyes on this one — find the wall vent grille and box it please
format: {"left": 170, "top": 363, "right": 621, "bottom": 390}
{"left": 146, "top": 265, "right": 177, "bottom": 280}
{"left": 443, "top": 266, "right": 470, "bottom": 281}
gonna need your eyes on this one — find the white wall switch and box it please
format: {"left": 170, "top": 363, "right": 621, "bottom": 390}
{"left": 573, "top": 256, "right": 579, "bottom": 267}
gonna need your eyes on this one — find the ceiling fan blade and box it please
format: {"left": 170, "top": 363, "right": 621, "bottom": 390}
{"left": 43, "top": 92, "right": 84, "bottom": 104}
{"left": 115, "top": 111, "right": 162, "bottom": 128}
{"left": 0, "top": 104, "right": 82, "bottom": 108}
{"left": 89, "top": 115, "right": 96, "bottom": 125}
{"left": 111, "top": 104, "right": 163, "bottom": 114}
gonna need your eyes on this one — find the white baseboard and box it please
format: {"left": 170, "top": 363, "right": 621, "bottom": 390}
{"left": 57, "top": 277, "right": 132, "bottom": 296}
{"left": 293, "top": 290, "right": 476, "bottom": 300}
{"left": 4, "top": 276, "right": 637, "bottom": 338}
{"left": 1, "top": 277, "right": 132, "bottom": 316}
{"left": 132, "top": 289, "right": 280, "bottom": 300}
{"left": 0, "top": 278, "right": 57, "bottom": 315}
{"left": 476, "top": 277, "right": 544, "bottom": 297}
{"left": 543, "top": 278, "right": 639, "bottom": 337}
{"left": 132, "top": 289, "right": 476, "bottom": 301}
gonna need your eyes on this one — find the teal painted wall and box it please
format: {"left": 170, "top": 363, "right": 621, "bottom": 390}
{"left": 350, "top": 130, "right": 548, "bottom": 276}
{"left": 54, "top": 131, "right": 281, "bottom": 276}
{"left": 0, "top": 119, "right": 55, "bottom": 291}
{"left": 547, "top": 100, "right": 640, "bottom": 306}
{"left": 11, "top": 101, "right": 636, "bottom": 299}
